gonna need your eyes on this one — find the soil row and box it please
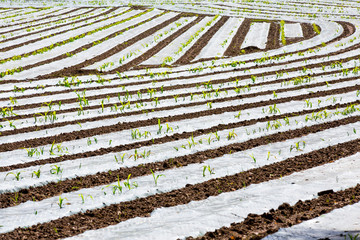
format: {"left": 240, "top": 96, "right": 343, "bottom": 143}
{"left": 1, "top": 108, "right": 359, "bottom": 208}
{"left": 189, "top": 185, "right": 360, "bottom": 239}
{"left": 174, "top": 16, "right": 230, "bottom": 65}
{"left": 108, "top": 13, "right": 203, "bottom": 73}
{"left": 1, "top": 131, "right": 360, "bottom": 239}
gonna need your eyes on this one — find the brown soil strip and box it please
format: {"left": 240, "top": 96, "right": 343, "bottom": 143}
{"left": 48, "top": 14, "right": 204, "bottom": 77}
{"left": 224, "top": 18, "right": 251, "bottom": 56}
{"left": 110, "top": 14, "right": 203, "bottom": 73}
{"left": 0, "top": 8, "right": 86, "bottom": 34}
{"left": 0, "top": 8, "right": 114, "bottom": 51}
{"left": 0, "top": 81, "right": 358, "bottom": 154}
{"left": 189, "top": 186, "right": 360, "bottom": 240}
{"left": 266, "top": 21, "right": 280, "bottom": 50}
{"left": 174, "top": 16, "right": 229, "bottom": 65}
{"left": 301, "top": 22, "right": 315, "bottom": 39}
{"left": 1, "top": 133, "right": 360, "bottom": 238}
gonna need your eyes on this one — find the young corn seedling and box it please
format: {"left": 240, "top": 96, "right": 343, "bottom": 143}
{"left": 213, "top": 131, "right": 220, "bottom": 141}
{"left": 58, "top": 196, "right": 67, "bottom": 209}
{"left": 305, "top": 99, "right": 313, "bottom": 108}
{"left": 5, "top": 171, "right": 23, "bottom": 181}
{"left": 250, "top": 75, "right": 257, "bottom": 83}
{"left": 50, "top": 165, "right": 62, "bottom": 175}
{"left": 112, "top": 176, "right": 123, "bottom": 194}
{"left": 157, "top": 119, "right": 163, "bottom": 134}
{"left": 79, "top": 193, "right": 93, "bottom": 204}
{"left": 131, "top": 129, "right": 141, "bottom": 139}
{"left": 32, "top": 168, "right": 41, "bottom": 178}
{"left": 202, "top": 165, "right": 215, "bottom": 177}
{"left": 49, "top": 140, "right": 56, "bottom": 155}
{"left": 114, "top": 153, "right": 126, "bottom": 163}
{"left": 123, "top": 174, "right": 137, "bottom": 190}
{"left": 249, "top": 154, "right": 256, "bottom": 163}
{"left": 140, "top": 150, "right": 151, "bottom": 159}
{"left": 129, "top": 149, "right": 143, "bottom": 161}
{"left": 11, "top": 192, "right": 19, "bottom": 204}
{"left": 283, "top": 116, "right": 290, "bottom": 126}
{"left": 150, "top": 169, "right": 165, "bottom": 186}
{"left": 24, "top": 147, "right": 37, "bottom": 157}
{"left": 227, "top": 129, "right": 237, "bottom": 140}
{"left": 273, "top": 91, "right": 277, "bottom": 98}
{"left": 9, "top": 96, "right": 17, "bottom": 105}
{"left": 207, "top": 134, "right": 214, "bottom": 144}
{"left": 187, "top": 134, "right": 197, "bottom": 148}
{"left": 234, "top": 110, "right": 241, "bottom": 119}
{"left": 268, "top": 104, "right": 280, "bottom": 114}
{"left": 290, "top": 141, "right": 306, "bottom": 152}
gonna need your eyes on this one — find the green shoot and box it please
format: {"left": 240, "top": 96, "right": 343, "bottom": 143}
{"left": 150, "top": 169, "right": 165, "bottom": 186}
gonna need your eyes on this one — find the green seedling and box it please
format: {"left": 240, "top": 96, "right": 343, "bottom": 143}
{"left": 32, "top": 168, "right": 41, "bottom": 178}
{"left": 112, "top": 175, "right": 123, "bottom": 194}
{"left": 123, "top": 174, "right": 134, "bottom": 190}
{"left": 202, "top": 165, "right": 215, "bottom": 177}
{"left": 58, "top": 196, "right": 67, "bottom": 209}
{"left": 268, "top": 104, "right": 280, "bottom": 114}
{"left": 5, "top": 171, "right": 23, "bottom": 181}
{"left": 234, "top": 110, "right": 241, "bottom": 119}
{"left": 227, "top": 129, "right": 237, "bottom": 140}
{"left": 249, "top": 154, "right": 256, "bottom": 163}
{"left": 79, "top": 193, "right": 93, "bottom": 204}
{"left": 115, "top": 153, "right": 126, "bottom": 163}
{"left": 214, "top": 131, "right": 220, "bottom": 141}
{"left": 150, "top": 169, "right": 164, "bottom": 186}
{"left": 50, "top": 165, "right": 62, "bottom": 175}
{"left": 290, "top": 141, "right": 306, "bottom": 152}
{"left": 157, "top": 119, "right": 162, "bottom": 134}
{"left": 11, "top": 192, "right": 19, "bottom": 204}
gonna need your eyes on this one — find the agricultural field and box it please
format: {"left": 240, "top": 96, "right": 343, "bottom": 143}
{"left": 0, "top": 0, "right": 360, "bottom": 239}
